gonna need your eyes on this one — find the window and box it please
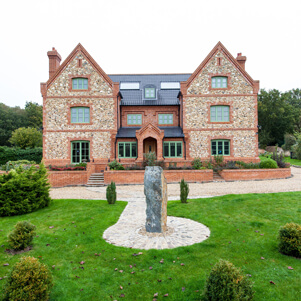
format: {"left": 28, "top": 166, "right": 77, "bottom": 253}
{"left": 161, "top": 82, "right": 180, "bottom": 89}
{"left": 71, "top": 141, "right": 90, "bottom": 163}
{"left": 71, "top": 107, "right": 90, "bottom": 123}
{"left": 118, "top": 142, "right": 137, "bottom": 158}
{"left": 211, "top": 140, "right": 230, "bottom": 156}
{"left": 72, "top": 78, "right": 88, "bottom": 90}
{"left": 163, "top": 141, "right": 182, "bottom": 158}
{"left": 145, "top": 88, "right": 156, "bottom": 99}
{"left": 211, "top": 76, "right": 227, "bottom": 88}
{"left": 127, "top": 114, "right": 142, "bottom": 125}
{"left": 120, "top": 82, "right": 140, "bottom": 90}
{"left": 158, "top": 114, "right": 173, "bottom": 125}
{"left": 210, "top": 106, "right": 229, "bottom": 122}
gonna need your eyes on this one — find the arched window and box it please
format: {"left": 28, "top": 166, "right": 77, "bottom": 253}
{"left": 211, "top": 76, "right": 228, "bottom": 88}
{"left": 72, "top": 78, "right": 88, "bottom": 90}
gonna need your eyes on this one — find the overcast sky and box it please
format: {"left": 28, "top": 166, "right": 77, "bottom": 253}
{"left": 1, "top": 0, "right": 300, "bottom": 108}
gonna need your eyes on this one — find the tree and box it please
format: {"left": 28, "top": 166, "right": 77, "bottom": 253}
{"left": 258, "top": 89, "right": 297, "bottom": 147}
{"left": 9, "top": 127, "right": 42, "bottom": 149}
{"left": 25, "top": 101, "right": 43, "bottom": 129}
{"left": 0, "top": 103, "right": 27, "bottom": 146}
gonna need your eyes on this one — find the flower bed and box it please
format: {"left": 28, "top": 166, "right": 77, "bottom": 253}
{"left": 49, "top": 166, "right": 86, "bottom": 171}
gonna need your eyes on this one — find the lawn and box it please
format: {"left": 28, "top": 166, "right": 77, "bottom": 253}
{"left": 0, "top": 193, "right": 300, "bottom": 300}
{"left": 284, "top": 157, "right": 301, "bottom": 166}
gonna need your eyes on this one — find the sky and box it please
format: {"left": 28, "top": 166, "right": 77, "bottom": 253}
{"left": 1, "top": 0, "right": 300, "bottom": 108}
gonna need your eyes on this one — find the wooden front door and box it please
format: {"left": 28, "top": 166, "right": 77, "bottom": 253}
{"left": 144, "top": 138, "right": 157, "bottom": 155}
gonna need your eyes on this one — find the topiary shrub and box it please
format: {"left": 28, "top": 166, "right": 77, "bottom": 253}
{"left": 278, "top": 223, "right": 301, "bottom": 258}
{"left": 106, "top": 181, "right": 117, "bottom": 204}
{"left": 0, "top": 163, "right": 51, "bottom": 217}
{"left": 204, "top": 259, "right": 254, "bottom": 301}
{"left": 180, "top": 179, "right": 189, "bottom": 203}
{"left": 8, "top": 221, "right": 36, "bottom": 250}
{"left": 259, "top": 158, "right": 278, "bottom": 169}
{"left": 3, "top": 256, "right": 53, "bottom": 301}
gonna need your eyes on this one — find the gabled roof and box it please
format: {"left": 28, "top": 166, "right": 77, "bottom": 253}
{"left": 116, "top": 126, "right": 184, "bottom": 138}
{"left": 185, "top": 41, "right": 255, "bottom": 87}
{"left": 46, "top": 43, "right": 113, "bottom": 88}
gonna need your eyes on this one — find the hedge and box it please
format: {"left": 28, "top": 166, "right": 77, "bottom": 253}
{"left": 0, "top": 147, "right": 42, "bottom": 165}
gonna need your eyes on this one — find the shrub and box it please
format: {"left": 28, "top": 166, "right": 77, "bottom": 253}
{"left": 236, "top": 161, "right": 260, "bottom": 169}
{"left": 278, "top": 223, "right": 301, "bottom": 258}
{"left": 106, "top": 181, "right": 117, "bottom": 204}
{"left": 0, "top": 146, "right": 42, "bottom": 165}
{"left": 2, "top": 256, "right": 53, "bottom": 301}
{"left": 180, "top": 179, "right": 189, "bottom": 203}
{"left": 259, "top": 158, "right": 278, "bottom": 169}
{"left": 214, "top": 155, "right": 224, "bottom": 166}
{"left": 9, "top": 127, "right": 42, "bottom": 149}
{"left": 4, "top": 160, "right": 36, "bottom": 171}
{"left": 108, "top": 160, "right": 125, "bottom": 170}
{"left": 0, "top": 164, "right": 51, "bottom": 217}
{"left": 204, "top": 259, "right": 254, "bottom": 301}
{"left": 225, "top": 161, "right": 239, "bottom": 169}
{"left": 271, "top": 152, "right": 288, "bottom": 168}
{"left": 144, "top": 151, "right": 156, "bottom": 166}
{"left": 292, "top": 136, "right": 301, "bottom": 160}
{"left": 8, "top": 221, "right": 36, "bottom": 250}
{"left": 282, "top": 133, "right": 296, "bottom": 151}
{"left": 192, "top": 157, "right": 203, "bottom": 169}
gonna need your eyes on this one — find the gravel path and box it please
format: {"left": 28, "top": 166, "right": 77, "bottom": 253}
{"left": 50, "top": 167, "right": 301, "bottom": 200}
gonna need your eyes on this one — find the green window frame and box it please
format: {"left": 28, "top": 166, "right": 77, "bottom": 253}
{"left": 163, "top": 141, "right": 182, "bottom": 158}
{"left": 211, "top": 76, "right": 228, "bottom": 88}
{"left": 72, "top": 78, "right": 88, "bottom": 90}
{"left": 118, "top": 142, "right": 137, "bottom": 158}
{"left": 71, "top": 141, "right": 90, "bottom": 163}
{"left": 145, "top": 88, "right": 156, "bottom": 99}
{"left": 210, "top": 106, "right": 229, "bottom": 122}
{"left": 71, "top": 107, "right": 90, "bottom": 123}
{"left": 127, "top": 114, "right": 142, "bottom": 125}
{"left": 158, "top": 114, "right": 173, "bottom": 125}
{"left": 211, "top": 140, "right": 230, "bottom": 156}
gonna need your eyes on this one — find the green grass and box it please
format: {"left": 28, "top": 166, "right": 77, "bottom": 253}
{"left": 0, "top": 193, "right": 301, "bottom": 300}
{"left": 284, "top": 157, "right": 301, "bottom": 166}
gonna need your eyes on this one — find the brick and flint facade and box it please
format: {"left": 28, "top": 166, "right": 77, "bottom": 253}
{"left": 41, "top": 42, "right": 260, "bottom": 168}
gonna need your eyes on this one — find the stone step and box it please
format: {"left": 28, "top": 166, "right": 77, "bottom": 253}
{"left": 213, "top": 172, "right": 225, "bottom": 182}
{"left": 86, "top": 173, "right": 105, "bottom": 187}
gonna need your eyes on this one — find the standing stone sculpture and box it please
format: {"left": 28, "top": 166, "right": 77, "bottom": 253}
{"left": 144, "top": 166, "right": 167, "bottom": 233}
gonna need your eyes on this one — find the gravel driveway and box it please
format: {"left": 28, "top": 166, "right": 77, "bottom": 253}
{"left": 50, "top": 167, "right": 301, "bottom": 200}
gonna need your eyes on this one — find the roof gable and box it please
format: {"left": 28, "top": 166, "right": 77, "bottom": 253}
{"left": 185, "top": 41, "right": 255, "bottom": 88}
{"left": 46, "top": 43, "right": 113, "bottom": 88}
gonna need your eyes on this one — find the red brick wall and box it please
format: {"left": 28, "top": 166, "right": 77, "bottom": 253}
{"left": 219, "top": 168, "right": 291, "bottom": 181}
{"left": 48, "top": 171, "right": 89, "bottom": 187}
{"left": 121, "top": 106, "right": 179, "bottom": 127}
{"left": 104, "top": 169, "right": 213, "bottom": 185}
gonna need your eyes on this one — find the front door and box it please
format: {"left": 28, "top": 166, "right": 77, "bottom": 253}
{"left": 144, "top": 137, "right": 157, "bottom": 155}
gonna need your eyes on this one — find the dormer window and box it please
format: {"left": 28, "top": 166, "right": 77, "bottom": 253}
{"left": 211, "top": 76, "right": 227, "bottom": 88}
{"left": 145, "top": 87, "right": 156, "bottom": 99}
{"left": 72, "top": 78, "right": 88, "bottom": 90}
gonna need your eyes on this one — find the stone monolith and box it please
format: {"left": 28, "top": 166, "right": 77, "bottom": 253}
{"left": 144, "top": 166, "right": 167, "bottom": 233}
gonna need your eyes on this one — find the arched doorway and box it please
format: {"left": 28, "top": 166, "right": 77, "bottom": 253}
{"left": 143, "top": 137, "right": 157, "bottom": 156}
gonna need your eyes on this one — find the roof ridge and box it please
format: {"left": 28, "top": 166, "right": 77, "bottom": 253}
{"left": 108, "top": 73, "right": 192, "bottom": 76}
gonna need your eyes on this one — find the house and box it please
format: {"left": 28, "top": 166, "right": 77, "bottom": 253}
{"left": 41, "top": 42, "right": 260, "bottom": 170}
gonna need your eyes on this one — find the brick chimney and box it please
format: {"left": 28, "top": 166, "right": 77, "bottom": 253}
{"left": 236, "top": 53, "right": 247, "bottom": 70}
{"left": 47, "top": 47, "right": 61, "bottom": 79}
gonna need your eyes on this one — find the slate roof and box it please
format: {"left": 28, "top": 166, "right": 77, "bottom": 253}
{"left": 108, "top": 74, "right": 191, "bottom": 106}
{"left": 116, "top": 127, "right": 184, "bottom": 138}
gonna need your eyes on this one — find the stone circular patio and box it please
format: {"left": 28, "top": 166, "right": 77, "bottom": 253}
{"left": 102, "top": 197, "right": 210, "bottom": 250}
